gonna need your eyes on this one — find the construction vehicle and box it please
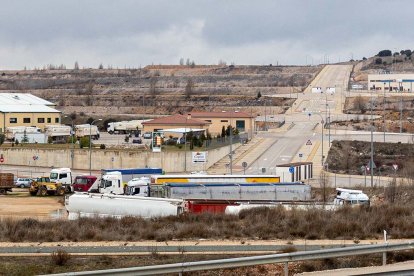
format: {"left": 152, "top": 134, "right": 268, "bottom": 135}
{"left": 0, "top": 173, "right": 14, "bottom": 194}
{"left": 29, "top": 176, "right": 66, "bottom": 196}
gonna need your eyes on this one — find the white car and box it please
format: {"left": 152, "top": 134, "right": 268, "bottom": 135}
{"left": 15, "top": 178, "right": 32, "bottom": 188}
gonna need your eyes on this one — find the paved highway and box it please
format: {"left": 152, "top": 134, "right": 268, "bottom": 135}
{"left": 248, "top": 65, "right": 353, "bottom": 172}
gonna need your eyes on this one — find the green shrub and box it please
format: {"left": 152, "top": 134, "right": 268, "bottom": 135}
{"left": 79, "top": 137, "right": 90, "bottom": 148}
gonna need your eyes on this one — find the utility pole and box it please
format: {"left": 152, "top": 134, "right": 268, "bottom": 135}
{"left": 383, "top": 82, "right": 387, "bottom": 143}
{"left": 370, "top": 89, "right": 374, "bottom": 187}
{"left": 229, "top": 114, "right": 233, "bottom": 175}
{"left": 400, "top": 82, "right": 403, "bottom": 134}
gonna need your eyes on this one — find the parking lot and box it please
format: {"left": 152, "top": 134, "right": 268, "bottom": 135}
{"left": 98, "top": 132, "right": 151, "bottom": 146}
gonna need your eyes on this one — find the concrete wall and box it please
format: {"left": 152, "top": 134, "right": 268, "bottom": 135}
{"left": 0, "top": 144, "right": 239, "bottom": 173}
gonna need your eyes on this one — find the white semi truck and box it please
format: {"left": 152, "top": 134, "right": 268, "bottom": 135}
{"left": 107, "top": 120, "right": 148, "bottom": 134}
{"left": 75, "top": 124, "right": 100, "bottom": 140}
{"left": 45, "top": 125, "right": 72, "bottom": 143}
{"left": 50, "top": 168, "right": 73, "bottom": 192}
{"left": 5, "top": 126, "right": 41, "bottom": 141}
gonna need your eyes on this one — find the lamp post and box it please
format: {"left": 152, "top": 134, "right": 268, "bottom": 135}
{"left": 370, "top": 88, "right": 374, "bottom": 187}
{"left": 64, "top": 115, "right": 75, "bottom": 169}
{"left": 383, "top": 82, "right": 387, "bottom": 142}
{"left": 89, "top": 119, "right": 102, "bottom": 175}
{"left": 399, "top": 81, "right": 403, "bottom": 134}
{"left": 309, "top": 112, "right": 324, "bottom": 166}
{"left": 184, "top": 116, "right": 187, "bottom": 173}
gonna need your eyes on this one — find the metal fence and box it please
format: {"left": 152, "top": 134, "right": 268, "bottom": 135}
{"left": 48, "top": 241, "right": 414, "bottom": 276}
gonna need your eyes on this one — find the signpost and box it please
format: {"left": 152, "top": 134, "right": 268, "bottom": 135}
{"left": 289, "top": 166, "right": 295, "bottom": 174}
{"left": 242, "top": 161, "right": 248, "bottom": 175}
{"left": 306, "top": 140, "right": 312, "bottom": 146}
{"left": 152, "top": 132, "right": 162, "bottom": 153}
{"left": 192, "top": 152, "right": 207, "bottom": 163}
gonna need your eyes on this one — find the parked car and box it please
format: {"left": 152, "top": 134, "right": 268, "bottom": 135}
{"left": 143, "top": 132, "right": 152, "bottom": 139}
{"left": 15, "top": 178, "right": 32, "bottom": 188}
{"left": 132, "top": 138, "right": 142, "bottom": 144}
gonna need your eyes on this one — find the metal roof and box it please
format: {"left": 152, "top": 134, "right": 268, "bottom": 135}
{"left": 0, "top": 104, "right": 60, "bottom": 113}
{"left": 0, "top": 93, "right": 59, "bottom": 113}
{"left": 159, "top": 128, "right": 206, "bottom": 134}
{"left": 0, "top": 93, "right": 55, "bottom": 106}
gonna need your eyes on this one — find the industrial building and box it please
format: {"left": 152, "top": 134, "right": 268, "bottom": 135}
{"left": 142, "top": 114, "right": 211, "bottom": 135}
{"left": 189, "top": 111, "right": 255, "bottom": 138}
{"left": 368, "top": 74, "right": 414, "bottom": 92}
{"left": 0, "top": 93, "right": 61, "bottom": 132}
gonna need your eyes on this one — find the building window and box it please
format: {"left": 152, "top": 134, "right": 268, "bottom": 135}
{"left": 55, "top": 118, "right": 60, "bottom": 123}
{"left": 38, "top": 118, "right": 45, "bottom": 123}
{"left": 47, "top": 118, "right": 51, "bottom": 123}
{"left": 9, "top": 118, "right": 17, "bottom": 124}
{"left": 205, "top": 120, "right": 212, "bottom": 122}
{"left": 23, "top": 118, "right": 31, "bottom": 123}
{"left": 220, "top": 120, "right": 228, "bottom": 123}
{"left": 236, "top": 120, "right": 245, "bottom": 131}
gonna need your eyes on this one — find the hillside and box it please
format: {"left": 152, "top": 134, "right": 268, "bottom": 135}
{"left": 0, "top": 65, "right": 322, "bottom": 118}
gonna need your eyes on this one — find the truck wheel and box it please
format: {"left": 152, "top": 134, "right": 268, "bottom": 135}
{"left": 38, "top": 187, "right": 48, "bottom": 196}
{"left": 56, "top": 187, "right": 65, "bottom": 196}
{"left": 64, "top": 186, "right": 72, "bottom": 193}
{"left": 29, "top": 191, "right": 37, "bottom": 196}
{"left": 0, "top": 189, "right": 6, "bottom": 195}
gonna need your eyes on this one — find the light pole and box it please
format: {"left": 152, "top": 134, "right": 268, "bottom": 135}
{"left": 309, "top": 112, "right": 324, "bottom": 166}
{"left": 370, "top": 88, "right": 374, "bottom": 187}
{"left": 383, "top": 82, "right": 387, "bottom": 142}
{"left": 89, "top": 119, "right": 102, "bottom": 175}
{"left": 399, "top": 81, "right": 403, "bottom": 134}
{"left": 64, "top": 115, "right": 75, "bottom": 169}
{"left": 184, "top": 116, "right": 187, "bottom": 173}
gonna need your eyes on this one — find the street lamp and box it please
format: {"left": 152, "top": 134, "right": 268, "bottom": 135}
{"left": 309, "top": 112, "right": 324, "bottom": 166}
{"left": 64, "top": 115, "right": 75, "bottom": 169}
{"left": 89, "top": 119, "right": 102, "bottom": 175}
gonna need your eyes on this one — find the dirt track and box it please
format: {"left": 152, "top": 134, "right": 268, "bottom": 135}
{"left": 0, "top": 189, "right": 64, "bottom": 220}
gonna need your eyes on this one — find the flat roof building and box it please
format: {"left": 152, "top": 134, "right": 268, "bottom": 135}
{"left": 368, "top": 74, "right": 414, "bottom": 92}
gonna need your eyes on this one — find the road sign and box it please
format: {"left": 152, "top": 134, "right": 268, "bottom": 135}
{"left": 289, "top": 166, "right": 295, "bottom": 174}
{"left": 111, "top": 157, "right": 115, "bottom": 162}
{"left": 367, "top": 160, "right": 376, "bottom": 170}
{"left": 242, "top": 162, "right": 248, "bottom": 168}
{"left": 192, "top": 151, "right": 207, "bottom": 163}
{"left": 32, "top": 155, "right": 39, "bottom": 161}
{"left": 0, "top": 157, "right": 4, "bottom": 163}
{"left": 306, "top": 140, "right": 312, "bottom": 145}
{"left": 299, "top": 153, "right": 303, "bottom": 158}
{"left": 392, "top": 164, "right": 398, "bottom": 171}
{"left": 152, "top": 132, "right": 162, "bottom": 152}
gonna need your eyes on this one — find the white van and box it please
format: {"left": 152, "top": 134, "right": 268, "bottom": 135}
{"left": 334, "top": 188, "right": 370, "bottom": 206}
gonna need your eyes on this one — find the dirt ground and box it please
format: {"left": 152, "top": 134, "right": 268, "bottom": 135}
{"left": 0, "top": 189, "right": 64, "bottom": 220}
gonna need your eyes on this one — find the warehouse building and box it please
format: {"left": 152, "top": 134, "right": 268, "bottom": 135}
{"left": 368, "top": 74, "right": 414, "bottom": 92}
{"left": 0, "top": 93, "right": 61, "bottom": 132}
{"left": 142, "top": 114, "right": 210, "bottom": 135}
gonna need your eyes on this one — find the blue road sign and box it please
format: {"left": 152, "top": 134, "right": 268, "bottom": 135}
{"left": 289, "top": 166, "right": 294, "bottom": 174}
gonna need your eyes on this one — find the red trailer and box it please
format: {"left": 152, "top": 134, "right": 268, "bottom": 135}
{"left": 185, "top": 201, "right": 238, "bottom": 214}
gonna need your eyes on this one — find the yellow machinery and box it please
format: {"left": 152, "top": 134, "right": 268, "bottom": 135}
{"left": 29, "top": 176, "right": 65, "bottom": 196}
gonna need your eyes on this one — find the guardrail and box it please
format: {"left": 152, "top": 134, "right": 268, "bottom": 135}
{"left": 49, "top": 241, "right": 414, "bottom": 276}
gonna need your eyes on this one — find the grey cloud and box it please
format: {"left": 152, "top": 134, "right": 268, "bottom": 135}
{"left": 0, "top": 0, "right": 413, "bottom": 69}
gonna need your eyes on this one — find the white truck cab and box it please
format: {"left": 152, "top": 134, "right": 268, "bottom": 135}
{"left": 125, "top": 177, "right": 150, "bottom": 196}
{"left": 334, "top": 188, "right": 370, "bottom": 206}
{"left": 99, "top": 171, "right": 125, "bottom": 195}
{"left": 50, "top": 168, "right": 72, "bottom": 185}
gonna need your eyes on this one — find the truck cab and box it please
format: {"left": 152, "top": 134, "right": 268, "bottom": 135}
{"left": 125, "top": 177, "right": 150, "bottom": 196}
{"left": 334, "top": 188, "right": 370, "bottom": 206}
{"left": 72, "top": 175, "right": 97, "bottom": 192}
{"left": 99, "top": 171, "right": 125, "bottom": 195}
{"left": 50, "top": 168, "right": 72, "bottom": 192}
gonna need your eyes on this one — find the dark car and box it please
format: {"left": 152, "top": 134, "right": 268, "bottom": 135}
{"left": 132, "top": 138, "right": 142, "bottom": 144}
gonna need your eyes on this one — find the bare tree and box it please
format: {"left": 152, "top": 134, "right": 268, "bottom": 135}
{"left": 353, "top": 95, "right": 367, "bottom": 113}
{"left": 149, "top": 77, "right": 157, "bottom": 99}
{"left": 185, "top": 78, "right": 194, "bottom": 99}
{"left": 85, "top": 83, "right": 94, "bottom": 95}
{"left": 385, "top": 178, "right": 397, "bottom": 203}
{"left": 74, "top": 61, "right": 79, "bottom": 70}
{"left": 179, "top": 58, "right": 184, "bottom": 65}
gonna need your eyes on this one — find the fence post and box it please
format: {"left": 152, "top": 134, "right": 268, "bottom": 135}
{"left": 284, "top": 261, "right": 289, "bottom": 276}
{"left": 382, "top": 252, "right": 387, "bottom": 266}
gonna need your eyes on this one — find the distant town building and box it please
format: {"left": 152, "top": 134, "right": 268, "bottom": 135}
{"left": 0, "top": 93, "right": 61, "bottom": 132}
{"left": 142, "top": 114, "right": 210, "bottom": 135}
{"left": 368, "top": 74, "right": 414, "bottom": 92}
{"left": 189, "top": 111, "right": 255, "bottom": 138}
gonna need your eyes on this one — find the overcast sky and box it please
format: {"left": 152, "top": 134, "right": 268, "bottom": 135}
{"left": 0, "top": 0, "right": 413, "bottom": 69}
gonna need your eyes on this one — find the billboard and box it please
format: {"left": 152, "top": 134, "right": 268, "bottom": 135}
{"left": 152, "top": 132, "right": 162, "bottom": 152}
